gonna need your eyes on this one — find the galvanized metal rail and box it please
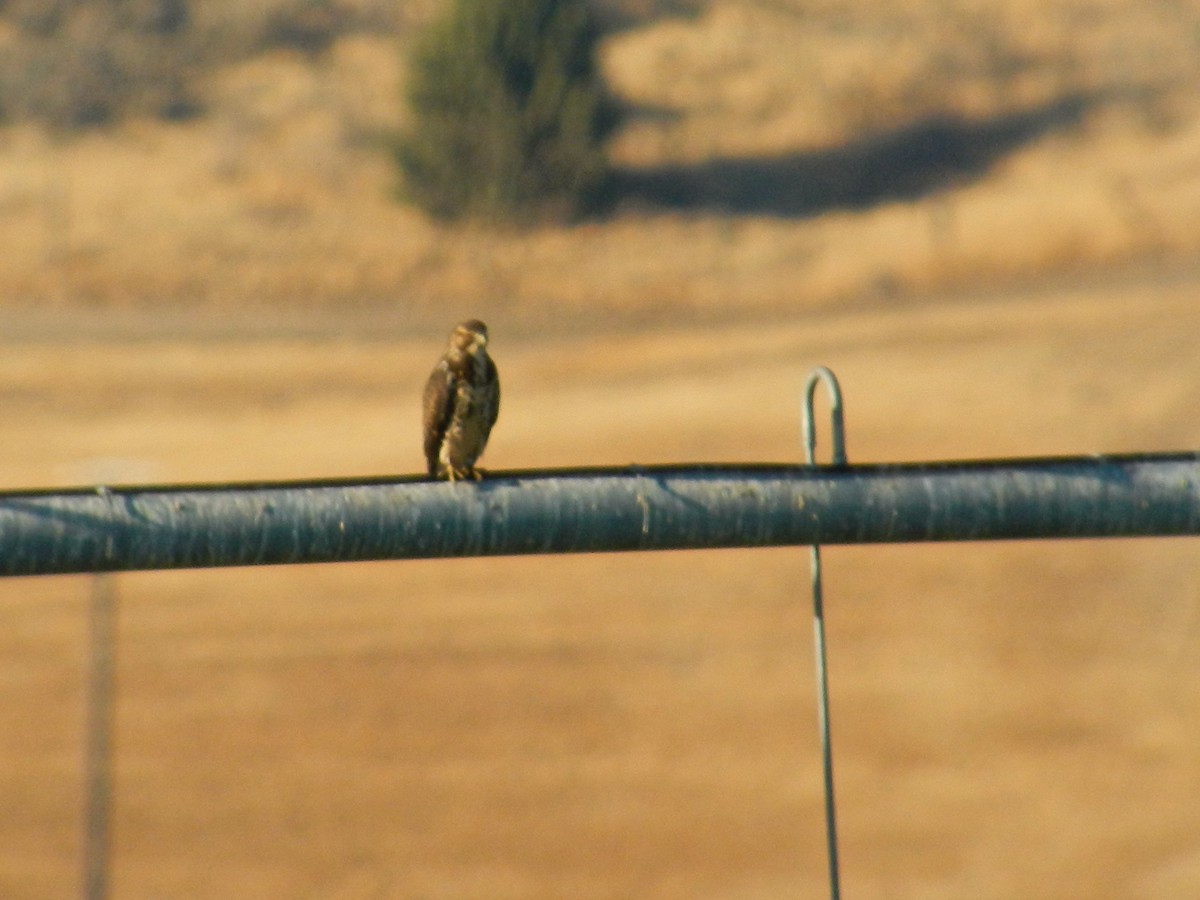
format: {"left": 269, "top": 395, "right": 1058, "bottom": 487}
{"left": 1, "top": 454, "right": 1199, "bottom": 576}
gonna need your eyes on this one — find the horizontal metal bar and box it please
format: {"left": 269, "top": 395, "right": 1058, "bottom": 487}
{"left": 0, "top": 454, "right": 1198, "bottom": 576}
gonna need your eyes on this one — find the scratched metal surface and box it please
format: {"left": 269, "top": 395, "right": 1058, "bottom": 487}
{"left": 0, "top": 454, "right": 1197, "bottom": 575}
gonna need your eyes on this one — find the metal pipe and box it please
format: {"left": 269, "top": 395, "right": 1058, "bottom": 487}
{"left": 0, "top": 454, "right": 1198, "bottom": 576}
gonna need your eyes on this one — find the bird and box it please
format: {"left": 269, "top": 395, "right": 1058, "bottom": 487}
{"left": 422, "top": 319, "right": 501, "bottom": 481}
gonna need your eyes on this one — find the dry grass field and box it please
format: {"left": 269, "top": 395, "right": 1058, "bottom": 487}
{"left": 2, "top": 0, "right": 1200, "bottom": 897}
{"left": 1, "top": 0, "right": 1200, "bottom": 317}
{"left": 2, "top": 281, "right": 1200, "bottom": 899}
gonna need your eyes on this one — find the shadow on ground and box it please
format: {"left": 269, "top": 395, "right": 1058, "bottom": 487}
{"left": 610, "top": 94, "right": 1093, "bottom": 217}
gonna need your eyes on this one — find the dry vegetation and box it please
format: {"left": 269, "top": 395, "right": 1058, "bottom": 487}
{"left": 0, "top": 0, "right": 1199, "bottom": 320}
{"left": 2, "top": 1, "right": 1200, "bottom": 898}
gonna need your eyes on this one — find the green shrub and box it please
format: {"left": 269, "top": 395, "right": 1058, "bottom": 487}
{"left": 394, "top": 0, "right": 616, "bottom": 226}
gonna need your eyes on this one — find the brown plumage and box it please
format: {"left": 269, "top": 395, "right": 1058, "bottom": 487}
{"left": 422, "top": 319, "right": 501, "bottom": 481}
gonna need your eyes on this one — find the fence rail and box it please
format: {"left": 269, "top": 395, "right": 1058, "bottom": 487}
{"left": 2, "top": 453, "right": 1199, "bottom": 576}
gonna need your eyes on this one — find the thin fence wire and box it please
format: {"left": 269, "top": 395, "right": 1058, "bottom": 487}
{"left": 803, "top": 366, "right": 848, "bottom": 900}
{"left": 82, "top": 574, "right": 115, "bottom": 900}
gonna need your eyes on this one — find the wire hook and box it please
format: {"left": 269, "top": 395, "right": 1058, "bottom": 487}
{"left": 803, "top": 366, "right": 847, "bottom": 467}
{"left": 801, "top": 365, "right": 846, "bottom": 900}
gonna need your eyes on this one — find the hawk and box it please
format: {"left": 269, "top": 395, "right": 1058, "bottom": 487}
{"left": 422, "top": 319, "right": 500, "bottom": 481}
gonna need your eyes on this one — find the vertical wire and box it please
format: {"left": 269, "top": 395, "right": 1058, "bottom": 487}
{"left": 809, "top": 543, "right": 840, "bottom": 900}
{"left": 803, "top": 366, "right": 846, "bottom": 900}
{"left": 82, "top": 573, "right": 115, "bottom": 900}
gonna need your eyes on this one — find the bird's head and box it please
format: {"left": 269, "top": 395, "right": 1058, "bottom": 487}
{"left": 450, "top": 319, "right": 489, "bottom": 355}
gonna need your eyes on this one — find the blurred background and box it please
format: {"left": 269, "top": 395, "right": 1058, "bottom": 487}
{"left": 2, "top": 0, "right": 1200, "bottom": 897}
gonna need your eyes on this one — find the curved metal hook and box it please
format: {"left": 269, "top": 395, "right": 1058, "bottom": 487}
{"left": 800, "top": 365, "right": 847, "bottom": 900}
{"left": 803, "top": 366, "right": 847, "bottom": 466}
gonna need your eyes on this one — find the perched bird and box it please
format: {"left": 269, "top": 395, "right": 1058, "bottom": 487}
{"left": 422, "top": 319, "right": 501, "bottom": 481}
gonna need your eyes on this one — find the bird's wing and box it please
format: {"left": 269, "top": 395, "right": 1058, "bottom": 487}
{"left": 485, "top": 358, "right": 500, "bottom": 434}
{"left": 422, "top": 361, "right": 454, "bottom": 476}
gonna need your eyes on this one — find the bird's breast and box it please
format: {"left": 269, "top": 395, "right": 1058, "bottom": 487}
{"left": 445, "top": 382, "right": 491, "bottom": 451}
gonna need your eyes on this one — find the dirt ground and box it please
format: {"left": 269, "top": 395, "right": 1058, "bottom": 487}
{"left": 1, "top": 272, "right": 1199, "bottom": 898}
